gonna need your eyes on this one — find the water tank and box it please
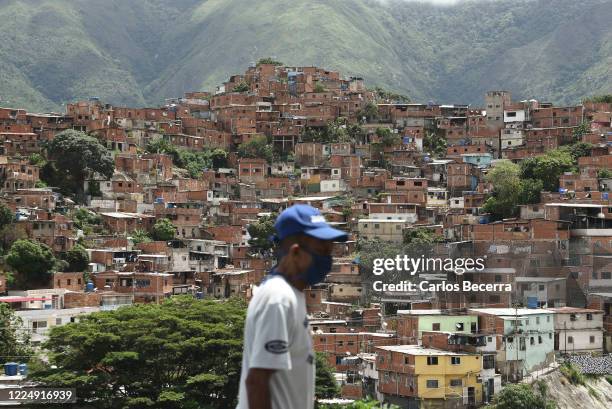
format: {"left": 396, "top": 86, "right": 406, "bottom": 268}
{"left": 18, "top": 363, "right": 27, "bottom": 376}
{"left": 86, "top": 282, "right": 94, "bottom": 292}
{"left": 527, "top": 297, "right": 538, "bottom": 309}
{"left": 4, "top": 362, "right": 18, "bottom": 376}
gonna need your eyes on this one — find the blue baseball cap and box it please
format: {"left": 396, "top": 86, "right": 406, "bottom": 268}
{"left": 272, "top": 204, "right": 348, "bottom": 242}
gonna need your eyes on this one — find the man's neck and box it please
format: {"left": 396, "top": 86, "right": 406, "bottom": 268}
{"left": 273, "top": 268, "right": 307, "bottom": 292}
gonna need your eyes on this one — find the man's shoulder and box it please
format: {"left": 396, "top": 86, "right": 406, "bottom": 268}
{"left": 251, "top": 275, "right": 298, "bottom": 307}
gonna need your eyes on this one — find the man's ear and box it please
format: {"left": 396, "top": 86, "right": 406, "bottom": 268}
{"left": 289, "top": 242, "right": 301, "bottom": 256}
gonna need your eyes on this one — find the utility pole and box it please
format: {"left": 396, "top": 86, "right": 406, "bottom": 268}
{"left": 512, "top": 302, "right": 520, "bottom": 381}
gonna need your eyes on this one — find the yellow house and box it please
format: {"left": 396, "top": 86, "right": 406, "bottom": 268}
{"left": 415, "top": 349, "right": 482, "bottom": 407}
{"left": 377, "top": 345, "right": 482, "bottom": 408}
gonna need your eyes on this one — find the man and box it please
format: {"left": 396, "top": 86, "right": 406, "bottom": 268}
{"left": 236, "top": 204, "right": 348, "bottom": 409}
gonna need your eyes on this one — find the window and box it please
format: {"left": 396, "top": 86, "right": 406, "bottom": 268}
{"left": 450, "top": 379, "right": 462, "bottom": 387}
{"left": 483, "top": 355, "right": 495, "bottom": 369}
{"left": 570, "top": 314, "right": 577, "bottom": 321}
{"left": 426, "top": 380, "right": 438, "bottom": 388}
{"left": 530, "top": 337, "right": 535, "bottom": 345}
{"left": 404, "top": 356, "right": 410, "bottom": 364}
{"left": 590, "top": 336, "right": 595, "bottom": 343}
{"left": 538, "top": 284, "right": 545, "bottom": 291}
{"left": 602, "top": 272, "right": 611, "bottom": 280}
{"left": 427, "top": 356, "right": 438, "bottom": 365}
{"left": 55, "top": 318, "right": 62, "bottom": 325}
{"left": 538, "top": 336, "right": 542, "bottom": 344}
{"left": 568, "top": 336, "right": 573, "bottom": 344}
{"left": 432, "top": 323, "right": 440, "bottom": 331}
{"left": 451, "top": 357, "right": 461, "bottom": 365}
{"left": 587, "top": 313, "right": 593, "bottom": 321}
{"left": 495, "top": 275, "right": 502, "bottom": 283}
{"left": 456, "top": 322, "right": 464, "bottom": 331}
{"left": 536, "top": 317, "right": 540, "bottom": 325}
{"left": 336, "top": 356, "right": 343, "bottom": 365}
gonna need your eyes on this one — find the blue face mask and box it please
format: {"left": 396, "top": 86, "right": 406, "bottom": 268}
{"left": 299, "top": 247, "right": 333, "bottom": 286}
{"left": 273, "top": 247, "right": 333, "bottom": 286}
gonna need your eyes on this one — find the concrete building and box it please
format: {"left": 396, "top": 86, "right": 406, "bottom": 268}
{"left": 548, "top": 307, "right": 604, "bottom": 354}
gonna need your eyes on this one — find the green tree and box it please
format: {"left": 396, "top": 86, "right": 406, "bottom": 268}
{"left": 482, "top": 160, "right": 522, "bottom": 219}
{"left": 237, "top": 135, "right": 274, "bottom": 163}
{"left": 583, "top": 94, "right": 612, "bottom": 103}
{"left": 45, "top": 130, "right": 114, "bottom": 201}
{"left": 64, "top": 244, "right": 89, "bottom": 272}
{"left": 598, "top": 168, "right": 612, "bottom": 179}
{"left": 403, "top": 227, "right": 443, "bottom": 245}
{"left": 257, "top": 57, "right": 283, "bottom": 66}
{"left": 520, "top": 149, "right": 574, "bottom": 192}
{"left": 6, "top": 239, "right": 56, "bottom": 289}
{"left": 424, "top": 132, "right": 447, "bottom": 158}
{"left": 209, "top": 148, "right": 229, "bottom": 169}
{"left": 33, "top": 297, "right": 246, "bottom": 409}
{"left": 247, "top": 214, "right": 276, "bottom": 253}
{"left": 131, "top": 229, "right": 152, "bottom": 245}
{"left": 0, "top": 303, "right": 31, "bottom": 362}
{"left": 356, "top": 102, "right": 378, "bottom": 123}
{"left": 151, "top": 218, "right": 176, "bottom": 241}
{"left": 572, "top": 122, "right": 591, "bottom": 141}
{"left": 0, "top": 202, "right": 14, "bottom": 230}
{"left": 314, "top": 83, "right": 326, "bottom": 93}
{"left": 484, "top": 381, "right": 555, "bottom": 409}
{"left": 559, "top": 142, "right": 592, "bottom": 162}
{"left": 28, "top": 153, "right": 46, "bottom": 166}
{"left": 315, "top": 352, "right": 339, "bottom": 400}
{"left": 232, "top": 82, "right": 250, "bottom": 93}
{"left": 374, "top": 86, "right": 411, "bottom": 103}
{"left": 319, "top": 400, "right": 399, "bottom": 409}
{"left": 377, "top": 127, "right": 400, "bottom": 147}
{"left": 518, "top": 178, "right": 544, "bottom": 205}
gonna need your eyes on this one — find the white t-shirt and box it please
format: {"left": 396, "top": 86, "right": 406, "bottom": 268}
{"left": 236, "top": 275, "right": 315, "bottom": 409}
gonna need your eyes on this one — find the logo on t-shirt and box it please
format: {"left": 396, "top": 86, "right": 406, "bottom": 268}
{"left": 265, "top": 340, "right": 289, "bottom": 354}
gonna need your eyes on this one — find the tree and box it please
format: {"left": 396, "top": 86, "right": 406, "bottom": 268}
{"left": 232, "top": 82, "right": 250, "bottom": 93}
{"left": 424, "top": 132, "right": 447, "bottom": 158}
{"left": 518, "top": 178, "right": 543, "bottom": 205}
{"left": 237, "top": 135, "right": 274, "bottom": 163}
{"left": 482, "top": 160, "right": 522, "bottom": 219}
{"left": 151, "top": 218, "right": 176, "bottom": 241}
{"left": 33, "top": 297, "right": 246, "bottom": 409}
{"left": 247, "top": 214, "right": 276, "bottom": 253}
{"left": 376, "top": 127, "right": 400, "bottom": 147}
{"left": 0, "top": 202, "right": 14, "bottom": 230}
{"left": 356, "top": 102, "right": 378, "bottom": 123}
{"left": 520, "top": 149, "right": 574, "bottom": 192}
{"left": 257, "top": 57, "right": 283, "bottom": 66}
{"left": 64, "top": 244, "right": 89, "bottom": 272}
{"left": 315, "top": 352, "right": 339, "bottom": 400}
{"left": 28, "top": 153, "right": 46, "bottom": 166}
{"left": 484, "top": 381, "right": 555, "bottom": 409}
{"left": 583, "top": 94, "right": 612, "bottom": 103}
{"left": 6, "top": 239, "right": 56, "bottom": 288}
{"left": 598, "top": 168, "right": 612, "bottom": 179}
{"left": 0, "top": 303, "right": 31, "bottom": 362}
{"left": 209, "top": 148, "right": 229, "bottom": 169}
{"left": 45, "top": 130, "right": 114, "bottom": 201}
{"left": 131, "top": 229, "right": 152, "bottom": 245}
{"left": 403, "top": 227, "right": 444, "bottom": 245}
{"left": 572, "top": 122, "right": 591, "bottom": 141}
{"left": 559, "top": 142, "right": 592, "bottom": 162}
{"left": 314, "top": 83, "right": 326, "bottom": 93}
{"left": 373, "top": 86, "right": 410, "bottom": 103}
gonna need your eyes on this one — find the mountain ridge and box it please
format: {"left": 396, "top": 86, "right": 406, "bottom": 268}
{"left": 0, "top": 0, "right": 610, "bottom": 112}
